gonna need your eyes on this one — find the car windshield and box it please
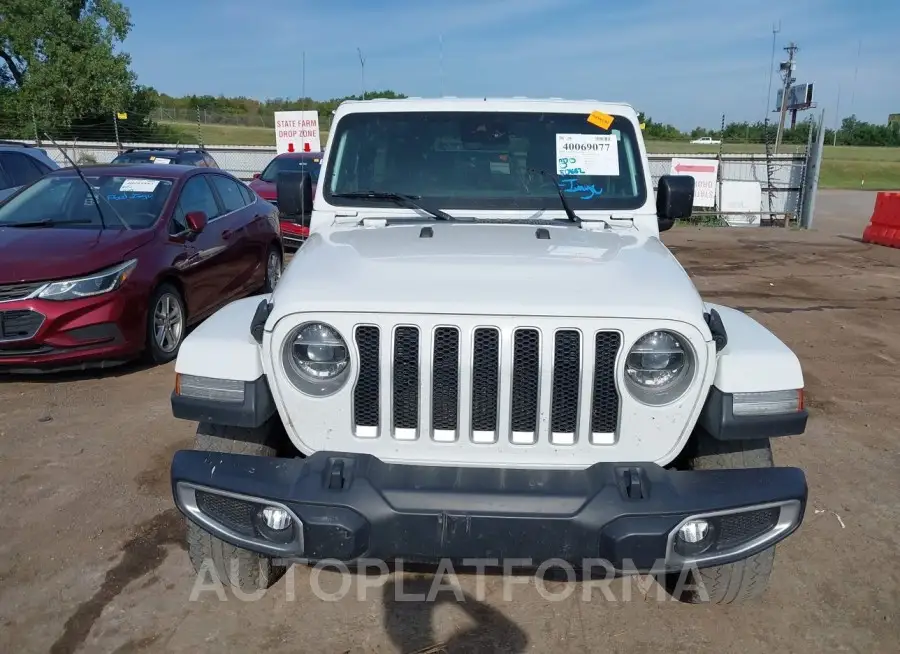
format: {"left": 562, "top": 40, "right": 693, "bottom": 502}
{"left": 260, "top": 157, "right": 322, "bottom": 183}
{"left": 0, "top": 174, "right": 174, "bottom": 229}
{"left": 323, "top": 110, "right": 647, "bottom": 211}
{"left": 112, "top": 152, "right": 178, "bottom": 164}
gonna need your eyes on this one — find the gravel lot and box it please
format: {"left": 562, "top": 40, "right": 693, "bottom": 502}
{"left": 1, "top": 190, "right": 898, "bottom": 653}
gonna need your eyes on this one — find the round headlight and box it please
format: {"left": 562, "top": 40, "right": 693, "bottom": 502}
{"left": 282, "top": 322, "right": 350, "bottom": 396}
{"left": 624, "top": 330, "right": 695, "bottom": 405}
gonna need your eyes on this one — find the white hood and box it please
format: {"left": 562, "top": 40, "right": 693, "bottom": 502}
{"left": 268, "top": 222, "right": 707, "bottom": 326}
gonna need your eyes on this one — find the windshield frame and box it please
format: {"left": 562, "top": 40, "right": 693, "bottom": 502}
{"left": 0, "top": 173, "right": 176, "bottom": 230}
{"left": 321, "top": 109, "right": 649, "bottom": 212}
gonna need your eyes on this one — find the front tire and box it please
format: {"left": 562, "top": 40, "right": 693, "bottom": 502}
{"left": 667, "top": 436, "right": 777, "bottom": 604}
{"left": 146, "top": 283, "right": 186, "bottom": 364}
{"left": 186, "top": 422, "right": 287, "bottom": 593}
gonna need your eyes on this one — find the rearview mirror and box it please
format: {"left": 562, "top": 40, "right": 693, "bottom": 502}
{"left": 276, "top": 171, "right": 314, "bottom": 227}
{"left": 185, "top": 210, "right": 208, "bottom": 233}
{"left": 656, "top": 175, "right": 695, "bottom": 232}
{"left": 252, "top": 172, "right": 261, "bottom": 179}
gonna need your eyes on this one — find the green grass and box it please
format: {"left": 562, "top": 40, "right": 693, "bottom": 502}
{"left": 162, "top": 121, "right": 899, "bottom": 191}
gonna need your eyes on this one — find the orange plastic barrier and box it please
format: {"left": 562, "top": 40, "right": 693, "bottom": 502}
{"left": 862, "top": 191, "right": 900, "bottom": 248}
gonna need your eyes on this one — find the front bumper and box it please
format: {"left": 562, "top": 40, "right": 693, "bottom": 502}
{"left": 0, "top": 290, "right": 143, "bottom": 372}
{"left": 171, "top": 451, "right": 807, "bottom": 572}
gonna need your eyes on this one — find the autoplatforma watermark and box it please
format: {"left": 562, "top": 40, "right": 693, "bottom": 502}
{"left": 188, "top": 557, "right": 710, "bottom": 603}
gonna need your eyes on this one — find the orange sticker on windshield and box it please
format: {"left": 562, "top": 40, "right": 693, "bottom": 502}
{"left": 587, "top": 111, "right": 614, "bottom": 130}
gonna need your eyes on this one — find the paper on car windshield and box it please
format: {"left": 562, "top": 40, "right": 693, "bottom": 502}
{"left": 152, "top": 157, "right": 171, "bottom": 164}
{"left": 119, "top": 178, "right": 160, "bottom": 192}
{"left": 556, "top": 134, "right": 619, "bottom": 177}
{"left": 587, "top": 110, "right": 614, "bottom": 130}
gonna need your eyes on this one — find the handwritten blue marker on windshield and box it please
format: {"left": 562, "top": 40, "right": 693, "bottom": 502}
{"left": 558, "top": 177, "right": 604, "bottom": 200}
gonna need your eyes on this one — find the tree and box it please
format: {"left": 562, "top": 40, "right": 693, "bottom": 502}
{"left": 1, "top": 0, "right": 135, "bottom": 129}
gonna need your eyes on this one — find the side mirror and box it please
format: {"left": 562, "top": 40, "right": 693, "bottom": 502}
{"left": 252, "top": 172, "right": 261, "bottom": 179}
{"left": 276, "top": 170, "right": 314, "bottom": 227}
{"left": 656, "top": 175, "right": 695, "bottom": 232}
{"left": 185, "top": 210, "right": 208, "bottom": 233}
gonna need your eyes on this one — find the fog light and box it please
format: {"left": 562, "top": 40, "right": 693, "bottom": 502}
{"left": 262, "top": 506, "right": 292, "bottom": 531}
{"left": 678, "top": 519, "right": 710, "bottom": 544}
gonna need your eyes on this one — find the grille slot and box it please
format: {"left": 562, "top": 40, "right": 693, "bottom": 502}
{"left": 392, "top": 326, "right": 420, "bottom": 437}
{"left": 0, "top": 282, "right": 44, "bottom": 303}
{"left": 590, "top": 332, "right": 621, "bottom": 441}
{"left": 510, "top": 329, "right": 540, "bottom": 442}
{"left": 431, "top": 327, "right": 460, "bottom": 439}
{"left": 471, "top": 328, "right": 500, "bottom": 441}
{"left": 551, "top": 330, "right": 581, "bottom": 443}
{"left": 353, "top": 326, "right": 380, "bottom": 436}
{"left": 0, "top": 310, "right": 44, "bottom": 341}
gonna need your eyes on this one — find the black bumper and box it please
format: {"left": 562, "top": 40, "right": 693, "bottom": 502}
{"left": 171, "top": 451, "right": 807, "bottom": 572}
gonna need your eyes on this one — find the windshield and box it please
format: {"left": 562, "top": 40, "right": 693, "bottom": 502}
{"left": 323, "top": 110, "right": 647, "bottom": 211}
{"left": 260, "top": 156, "right": 322, "bottom": 183}
{"left": 112, "top": 152, "right": 177, "bottom": 164}
{"left": 0, "top": 174, "right": 174, "bottom": 229}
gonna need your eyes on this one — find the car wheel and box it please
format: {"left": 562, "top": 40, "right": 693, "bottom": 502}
{"left": 666, "top": 436, "right": 777, "bottom": 604}
{"left": 186, "top": 421, "right": 288, "bottom": 593}
{"left": 146, "top": 283, "right": 187, "bottom": 364}
{"left": 264, "top": 246, "right": 282, "bottom": 293}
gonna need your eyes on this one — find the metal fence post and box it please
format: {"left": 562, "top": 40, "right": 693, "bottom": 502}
{"left": 800, "top": 109, "right": 826, "bottom": 229}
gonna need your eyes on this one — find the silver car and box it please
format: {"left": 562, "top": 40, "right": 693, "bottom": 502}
{"left": 0, "top": 141, "right": 59, "bottom": 202}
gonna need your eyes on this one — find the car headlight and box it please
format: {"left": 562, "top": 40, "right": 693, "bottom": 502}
{"left": 37, "top": 259, "right": 138, "bottom": 301}
{"left": 281, "top": 322, "right": 350, "bottom": 396}
{"left": 624, "top": 330, "right": 695, "bottom": 405}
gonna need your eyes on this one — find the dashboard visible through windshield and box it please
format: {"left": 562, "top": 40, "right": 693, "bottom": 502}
{"left": 0, "top": 175, "right": 174, "bottom": 229}
{"left": 323, "top": 110, "right": 647, "bottom": 211}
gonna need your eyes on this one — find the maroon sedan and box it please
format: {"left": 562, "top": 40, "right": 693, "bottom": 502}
{"left": 0, "top": 164, "right": 283, "bottom": 373}
{"left": 248, "top": 151, "right": 321, "bottom": 248}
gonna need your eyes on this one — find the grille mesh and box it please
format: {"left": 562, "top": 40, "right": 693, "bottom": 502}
{"left": 591, "top": 332, "right": 621, "bottom": 433}
{"left": 471, "top": 328, "right": 500, "bottom": 432}
{"left": 195, "top": 491, "right": 260, "bottom": 537}
{"left": 353, "top": 326, "right": 380, "bottom": 428}
{"left": 432, "top": 327, "right": 460, "bottom": 431}
{"left": 717, "top": 508, "right": 780, "bottom": 549}
{"left": 510, "top": 329, "right": 540, "bottom": 433}
{"left": 392, "top": 326, "right": 420, "bottom": 430}
{"left": 0, "top": 282, "right": 44, "bottom": 303}
{"left": 551, "top": 330, "right": 581, "bottom": 434}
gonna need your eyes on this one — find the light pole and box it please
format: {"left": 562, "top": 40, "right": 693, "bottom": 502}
{"left": 765, "top": 22, "right": 781, "bottom": 120}
{"left": 357, "top": 47, "right": 366, "bottom": 100}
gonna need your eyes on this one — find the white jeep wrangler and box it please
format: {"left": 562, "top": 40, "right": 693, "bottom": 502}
{"left": 169, "top": 98, "right": 808, "bottom": 604}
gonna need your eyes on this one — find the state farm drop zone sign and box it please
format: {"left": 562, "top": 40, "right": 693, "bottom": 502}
{"left": 274, "top": 110, "right": 322, "bottom": 154}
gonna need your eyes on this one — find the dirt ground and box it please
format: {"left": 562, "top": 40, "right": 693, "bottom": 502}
{"left": 1, "top": 189, "right": 898, "bottom": 653}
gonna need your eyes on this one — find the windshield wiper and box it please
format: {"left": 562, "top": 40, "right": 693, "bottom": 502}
{"left": 527, "top": 168, "right": 583, "bottom": 226}
{"left": 332, "top": 191, "right": 454, "bottom": 221}
{"left": 4, "top": 219, "right": 96, "bottom": 228}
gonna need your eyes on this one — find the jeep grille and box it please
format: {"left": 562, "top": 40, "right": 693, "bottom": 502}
{"left": 352, "top": 324, "right": 621, "bottom": 445}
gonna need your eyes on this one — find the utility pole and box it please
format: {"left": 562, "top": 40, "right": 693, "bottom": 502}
{"left": 765, "top": 22, "right": 781, "bottom": 120}
{"left": 774, "top": 41, "right": 798, "bottom": 152}
{"left": 439, "top": 35, "right": 444, "bottom": 97}
{"left": 357, "top": 48, "right": 366, "bottom": 100}
{"left": 833, "top": 83, "right": 841, "bottom": 146}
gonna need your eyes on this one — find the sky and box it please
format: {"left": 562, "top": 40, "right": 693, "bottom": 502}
{"left": 121, "top": 0, "right": 899, "bottom": 131}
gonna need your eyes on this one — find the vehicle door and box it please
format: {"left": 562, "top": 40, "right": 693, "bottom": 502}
{"left": 170, "top": 174, "right": 233, "bottom": 319}
{"left": 207, "top": 173, "right": 265, "bottom": 297}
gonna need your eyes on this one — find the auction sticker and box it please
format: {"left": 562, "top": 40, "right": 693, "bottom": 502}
{"left": 151, "top": 157, "right": 171, "bottom": 164}
{"left": 120, "top": 178, "right": 160, "bottom": 192}
{"left": 556, "top": 134, "right": 619, "bottom": 176}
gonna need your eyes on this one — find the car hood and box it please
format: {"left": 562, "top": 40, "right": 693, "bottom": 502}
{"left": 248, "top": 179, "right": 276, "bottom": 200}
{"left": 0, "top": 227, "right": 155, "bottom": 284}
{"left": 269, "top": 223, "right": 708, "bottom": 326}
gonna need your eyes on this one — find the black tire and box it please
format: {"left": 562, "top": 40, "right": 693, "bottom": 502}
{"left": 667, "top": 436, "right": 777, "bottom": 604}
{"left": 145, "top": 283, "right": 187, "bottom": 364}
{"left": 263, "top": 244, "right": 282, "bottom": 294}
{"left": 186, "top": 421, "right": 287, "bottom": 593}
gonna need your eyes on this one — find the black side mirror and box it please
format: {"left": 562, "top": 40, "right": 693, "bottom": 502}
{"left": 276, "top": 171, "right": 314, "bottom": 227}
{"left": 656, "top": 175, "right": 695, "bottom": 232}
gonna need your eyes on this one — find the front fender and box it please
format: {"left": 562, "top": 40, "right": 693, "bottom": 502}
{"left": 175, "top": 295, "right": 269, "bottom": 381}
{"left": 707, "top": 303, "right": 804, "bottom": 393}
